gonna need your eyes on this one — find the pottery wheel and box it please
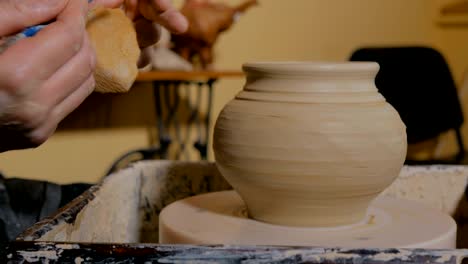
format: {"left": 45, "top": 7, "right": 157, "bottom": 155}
{"left": 159, "top": 191, "right": 456, "bottom": 249}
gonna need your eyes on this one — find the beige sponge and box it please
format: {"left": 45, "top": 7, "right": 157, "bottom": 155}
{"left": 86, "top": 7, "right": 140, "bottom": 93}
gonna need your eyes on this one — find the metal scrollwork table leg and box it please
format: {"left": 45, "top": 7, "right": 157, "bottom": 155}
{"left": 105, "top": 78, "right": 216, "bottom": 176}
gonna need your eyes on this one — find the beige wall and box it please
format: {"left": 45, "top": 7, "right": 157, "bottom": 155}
{"left": 1, "top": 0, "right": 466, "bottom": 184}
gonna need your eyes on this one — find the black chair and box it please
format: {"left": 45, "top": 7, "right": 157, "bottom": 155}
{"left": 349, "top": 46, "right": 466, "bottom": 165}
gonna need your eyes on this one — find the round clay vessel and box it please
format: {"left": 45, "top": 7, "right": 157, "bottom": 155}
{"left": 213, "top": 61, "right": 407, "bottom": 227}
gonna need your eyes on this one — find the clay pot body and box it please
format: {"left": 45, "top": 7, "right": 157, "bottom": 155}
{"left": 213, "top": 62, "right": 407, "bottom": 227}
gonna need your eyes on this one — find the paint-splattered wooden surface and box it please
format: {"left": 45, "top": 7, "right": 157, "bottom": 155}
{"left": 6, "top": 162, "right": 468, "bottom": 263}
{"left": 3, "top": 242, "right": 468, "bottom": 263}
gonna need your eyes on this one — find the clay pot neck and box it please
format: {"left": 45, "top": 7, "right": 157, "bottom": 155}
{"left": 243, "top": 61, "right": 379, "bottom": 80}
{"left": 238, "top": 61, "right": 385, "bottom": 103}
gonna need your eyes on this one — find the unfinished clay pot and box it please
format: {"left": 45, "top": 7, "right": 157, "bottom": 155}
{"left": 213, "top": 62, "right": 407, "bottom": 227}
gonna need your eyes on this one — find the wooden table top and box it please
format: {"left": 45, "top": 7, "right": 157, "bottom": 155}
{"left": 136, "top": 70, "right": 245, "bottom": 81}
{"left": 6, "top": 241, "right": 465, "bottom": 263}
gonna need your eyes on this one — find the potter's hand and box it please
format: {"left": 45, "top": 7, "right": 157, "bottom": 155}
{"left": 95, "top": 0, "right": 188, "bottom": 47}
{"left": 0, "top": 0, "right": 96, "bottom": 152}
{"left": 95, "top": 0, "right": 188, "bottom": 33}
{"left": 125, "top": 0, "right": 188, "bottom": 34}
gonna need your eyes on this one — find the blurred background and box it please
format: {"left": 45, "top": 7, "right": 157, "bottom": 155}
{"left": 1, "top": 0, "right": 468, "bottom": 184}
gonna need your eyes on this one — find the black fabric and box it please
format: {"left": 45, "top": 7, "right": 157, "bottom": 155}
{"left": 350, "top": 46, "right": 464, "bottom": 144}
{"left": 0, "top": 172, "right": 91, "bottom": 243}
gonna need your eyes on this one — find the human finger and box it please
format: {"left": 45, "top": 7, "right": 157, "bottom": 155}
{"left": 0, "top": 0, "right": 67, "bottom": 36}
{"left": 139, "top": 0, "right": 188, "bottom": 34}
{"left": 28, "top": 75, "right": 95, "bottom": 145}
{"left": 124, "top": 0, "right": 139, "bottom": 20}
{"left": 134, "top": 18, "right": 161, "bottom": 48}
{"left": 0, "top": 0, "right": 89, "bottom": 96}
{"left": 34, "top": 33, "right": 96, "bottom": 109}
{"left": 91, "top": 0, "right": 123, "bottom": 8}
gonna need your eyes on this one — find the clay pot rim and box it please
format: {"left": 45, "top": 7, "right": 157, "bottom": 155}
{"left": 243, "top": 61, "right": 379, "bottom": 76}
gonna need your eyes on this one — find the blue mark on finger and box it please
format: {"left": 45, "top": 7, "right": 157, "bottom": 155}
{"left": 22, "top": 25, "right": 46, "bottom": 37}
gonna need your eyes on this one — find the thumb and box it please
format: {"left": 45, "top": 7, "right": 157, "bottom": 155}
{"left": 0, "top": 0, "right": 68, "bottom": 36}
